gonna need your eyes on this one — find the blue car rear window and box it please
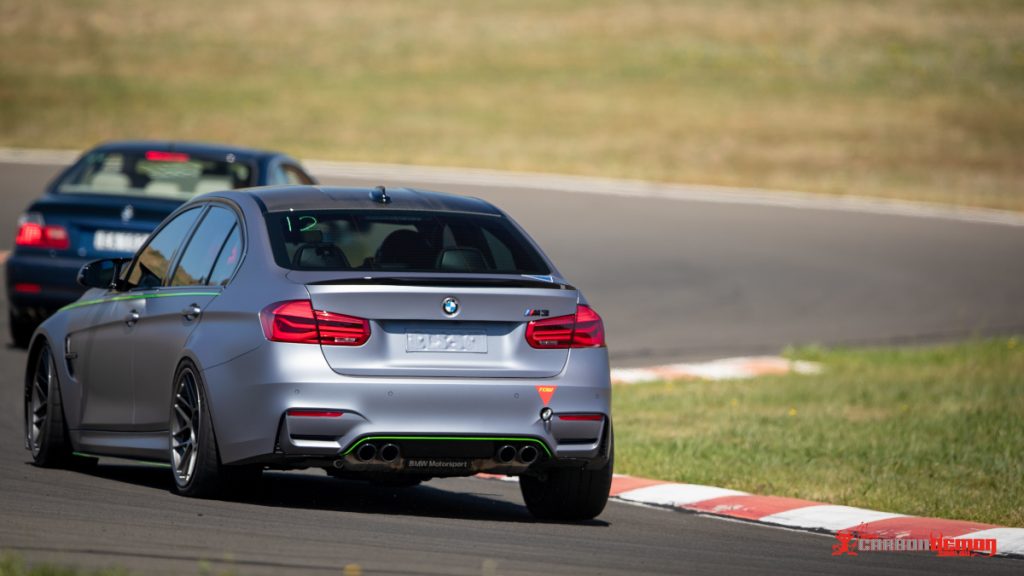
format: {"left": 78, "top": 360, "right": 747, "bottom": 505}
{"left": 55, "top": 150, "right": 255, "bottom": 200}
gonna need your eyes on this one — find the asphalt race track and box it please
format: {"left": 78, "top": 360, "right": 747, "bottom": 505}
{"left": 1, "top": 159, "right": 1023, "bottom": 574}
{"left": 3, "top": 161, "right": 1024, "bottom": 366}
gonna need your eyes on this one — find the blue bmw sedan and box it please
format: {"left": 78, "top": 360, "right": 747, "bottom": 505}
{"left": 6, "top": 141, "right": 316, "bottom": 346}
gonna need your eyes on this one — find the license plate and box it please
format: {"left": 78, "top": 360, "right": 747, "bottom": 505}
{"left": 406, "top": 332, "right": 487, "bottom": 353}
{"left": 93, "top": 230, "right": 148, "bottom": 253}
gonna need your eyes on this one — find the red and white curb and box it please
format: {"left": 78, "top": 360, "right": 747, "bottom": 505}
{"left": 610, "top": 356, "right": 822, "bottom": 384}
{"left": 477, "top": 474, "right": 1024, "bottom": 558}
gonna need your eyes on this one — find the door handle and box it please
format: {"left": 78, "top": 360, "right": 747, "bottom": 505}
{"left": 125, "top": 310, "right": 140, "bottom": 327}
{"left": 181, "top": 303, "right": 202, "bottom": 321}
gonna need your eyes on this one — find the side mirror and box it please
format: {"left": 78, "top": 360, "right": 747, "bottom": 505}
{"left": 77, "top": 258, "right": 130, "bottom": 290}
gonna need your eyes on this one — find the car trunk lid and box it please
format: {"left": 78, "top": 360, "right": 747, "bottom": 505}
{"left": 26, "top": 194, "right": 179, "bottom": 258}
{"left": 302, "top": 275, "right": 579, "bottom": 378}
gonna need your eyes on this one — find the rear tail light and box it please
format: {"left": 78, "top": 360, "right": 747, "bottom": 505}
{"left": 13, "top": 283, "right": 42, "bottom": 294}
{"left": 571, "top": 305, "right": 606, "bottom": 348}
{"left": 314, "top": 309, "right": 372, "bottom": 345}
{"left": 287, "top": 409, "right": 343, "bottom": 418}
{"left": 557, "top": 414, "right": 605, "bottom": 421}
{"left": 525, "top": 304, "right": 606, "bottom": 349}
{"left": 525, "top": 314, "right": 575, "bottom": 348}
{"left": 145, "top": 150, "right": 190, "bottom": 162}
{"left": 15, "top": 213, "right": 69, "bottom": 250}
{"left": 260, "top": 300, "right": 318, "bottom": 344}
{"left": 260, "top": 300, "right": 370, "bottom": 346}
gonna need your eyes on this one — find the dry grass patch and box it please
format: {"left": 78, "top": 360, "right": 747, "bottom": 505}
{"left": 1, "top": 0, "right": 1022, "bottom": 209}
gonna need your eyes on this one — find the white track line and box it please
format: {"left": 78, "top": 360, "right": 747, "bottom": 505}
{"left": 2, "top": 147, "right": 1023, "bottom": 227}
{"left": 610, "top": 356, "right": 822, "bottom": 384}
{"left": 759, "top": 505, "right": 907, "bottom": 532}
{"left": 308, "top": 161, "right": 1024, "bottom": 227}
{"left": 956, "top": 528, "right": 1024, "bottom": 557}
{"left": 0, "top": 148, "right": 78, "bottom": 165}
{"left": 617, "top": 484, "right": 748, "bottom": 507}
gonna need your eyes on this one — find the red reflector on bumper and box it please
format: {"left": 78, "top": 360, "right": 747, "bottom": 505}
{"left": 287, "top": 410, "right": 343, "bottom": 418}
{"left": 557, "top": 414, "right": 604, "bottom": 421}
{"left": 13, "top": 283, "right": 42, "bottom": 294}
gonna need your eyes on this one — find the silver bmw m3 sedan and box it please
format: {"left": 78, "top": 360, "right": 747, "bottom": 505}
{"left": 24, "top": 185, "right": 613, "bottom": 520}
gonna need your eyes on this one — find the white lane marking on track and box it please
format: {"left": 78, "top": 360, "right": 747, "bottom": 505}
{"left": 2, "top": 147, "right": 1023, "bottom": 227}
{"left": 617, "top": 484, "right": 749, "bottom": 507}
{"left": 0, "top": 147, "right": 78, "bottom": 165}
{"left": 758, "top": 505, "right": 906, "bottom": 531}
{"left": 303, "top": 161, "right": 1024, "bottom": 227}
{"left": 615, "top": 499, "right": 677, "bottom": 513}
{"left": 956, "top": 528, "right": 1024, "bottom": 557}
{"left": 610, "top": 356, "right": 823, "bottom": 384}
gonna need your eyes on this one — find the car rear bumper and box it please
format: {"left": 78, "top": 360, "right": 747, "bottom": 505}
{"left": 5, "top": 251, "right": 88, "bottom": 319}
{"left": 199, "top": 341, "right": 612, "bottom": 474}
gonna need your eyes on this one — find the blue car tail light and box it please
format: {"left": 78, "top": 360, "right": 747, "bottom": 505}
{"left": 15, "top": 213, "right": 69, "bottom": 251}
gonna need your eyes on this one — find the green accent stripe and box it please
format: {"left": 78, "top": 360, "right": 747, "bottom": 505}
{"left": 59, "top": 291, "right": 220, "bottom": 312}
{"left": 341, "top": 435, "right": 553, "bottom": 458}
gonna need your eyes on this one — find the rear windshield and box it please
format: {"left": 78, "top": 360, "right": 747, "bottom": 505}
{"left": 266, "top": 210, "right": 551, "bottom": 275}
{"left": 55, "top": 150, "right": 255, "bottom": 200}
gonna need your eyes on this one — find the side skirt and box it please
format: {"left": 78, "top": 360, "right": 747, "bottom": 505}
{"left": 71, "top": 429, "right": 168, "bottom": 461}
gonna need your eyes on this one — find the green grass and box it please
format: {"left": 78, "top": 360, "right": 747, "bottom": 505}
{"left": 1, "top": 1, "right": 1022, "bottom": 210}
{"left": 0, "top": 554, "right": 240, "bottom": 576}
{"left": 0, "top": 555, "right": 128, "bottom": 576}
{"left": 613, "top": 337, "right": 1024, "bottom": 527}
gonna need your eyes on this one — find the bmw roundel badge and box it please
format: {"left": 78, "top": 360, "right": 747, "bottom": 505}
{"left": 441, "top": 297, "right": 460, "bottom": 317}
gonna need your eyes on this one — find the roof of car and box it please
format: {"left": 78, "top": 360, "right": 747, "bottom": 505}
{"left": 91, "top": 140, "right": 283, "bottom": 160}
{"left": 216, "top": 185, "right": 503, "bottom": 216}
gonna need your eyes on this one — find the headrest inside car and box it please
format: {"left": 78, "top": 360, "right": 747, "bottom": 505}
{"left": 293, "top": 244, "right": 350, "bottom": 269}
{"left": 300, "top": 230, "right": 323, "bottom": 243}
{"left": 376, "top": 230, "right": 436, "bottom": 269}
{"left": 437, "top": 247, "right": 488, "bottom": 271}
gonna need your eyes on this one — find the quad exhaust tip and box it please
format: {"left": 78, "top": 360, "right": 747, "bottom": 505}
{"left": 356, "top": 443, "right": 377, "bottom": 462}
{"left": 356, "top": 441, "right": 532, "bottom": 464}
{"left": 517, "top": 445, "right": 539, "bottom": 465}
{"left": 380, "top": 443, "right": 401, "bottom": 463}
{"left": 496, "top": 445, "right": 517, "bottom": 464}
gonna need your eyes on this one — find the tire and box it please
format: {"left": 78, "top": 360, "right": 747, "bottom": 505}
{"left": 10, "top": 310, "right": 34, "bottom": 349}
{"left": 520, "top": 443, "right": 614, "bottom": 521}
{"left": 25, "top": 343, "right": 74, "bottom": 467}
{"left": 170, "top": 361, "right": 242, "bottom": 498}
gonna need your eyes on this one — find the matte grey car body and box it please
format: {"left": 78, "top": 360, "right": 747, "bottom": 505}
{"left": 24, "top": 185, "right": 614, "bottom": 519}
